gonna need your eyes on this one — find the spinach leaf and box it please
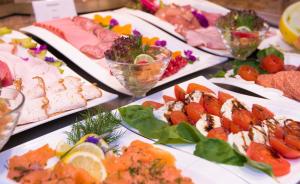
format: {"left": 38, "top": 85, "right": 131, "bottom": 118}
{"left": 118, "top": 105, "right": 167, "bottom": 139}
{"left": 194, "top": 138, "right": 246, "bottom": 166}
{"left": 257, "top": 46, "right": 284, "bottom": 61}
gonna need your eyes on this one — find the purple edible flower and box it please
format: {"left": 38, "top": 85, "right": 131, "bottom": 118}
{"left": 45, "top": 56, "right": 55, "bottom": 62}
{"left": 85, "top": 136, "right": 99, "bottom": 144}
{"left": 133, "top": 29, "right": 141, "bottom": 37}
{"left": 155, "top": 40, "right": 167, "bottom": 47}
{"left": 109, "top": 18, "right": 119, "bottom": 27}
{"left": 30, "top": 44, "right": 47, "bottom": 54}
{"left": 184, "top": 50, "right": 197, "bottom": 63}
{"left": 192, "top": 10, "right": 209, "bottom": 28}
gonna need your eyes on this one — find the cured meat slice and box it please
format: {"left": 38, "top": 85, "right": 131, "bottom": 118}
{"left": 81, "top": 84, "right": 102, "bottom": 100}
{"left": 72, "top": 16, "right": 98, "bottom": 32}
{"left": 202, "top": 11, "right": 222, "bottom": 26}
{"left": 80, "top": 45, "right": 106, "bottom": 59}
{"left": 256, "top": 74, "right": 274, "bottom": 88}
{"left": 0, "top": 60, "right": 13, "bottom": 87}
{"left": 34, "top": 18, "right": 99, "bottom": 50}
{"left": 47, "top": 90, "right": 87, "bottom": 115}
{"left": 0, "top": 43, "right": 16, "bottom": 54}
{"left": 185, "top": 27, "right": 227, "bottom": 50}
{"left": 63, "top": 76, "right": 82, "bottom": 90}
{"left": 18, "top": 97, "right": 48, "bottom": 125}
{"left": 94, "top": 27, "right": 119, "bottom": 42}
{"left": 22, "top": 76, "right": 46, "bottom": 99}
{"left": 285, "top": 71, "right": 300, "bottom": 101}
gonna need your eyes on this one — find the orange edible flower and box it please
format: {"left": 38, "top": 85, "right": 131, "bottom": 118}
{"left": 172, "top": 51, "right": 182, "bottom": 58}
{"left": 112, "top": 24, "right": 132, "bottom": 35}
{"left": 94, "top": 14, "right": 112, "bottom": 26}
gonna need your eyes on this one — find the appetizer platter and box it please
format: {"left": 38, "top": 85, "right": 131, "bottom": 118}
{"left": 117, "top": 76, "right": 300, "bottom": 184}
{"left": 0, "top": 110, "right": 247, "bottom": 183}
{"left": 210, "top": 46, "right": 300, "bottom": 106}
{"left": 20, "top": 11, "right": 227, "bottom": 95}
{"left": 121, "top": 0, "right": 299, "bottom": 59}
{"left": 0, "top": 28, "right": 118, "bottom": 134}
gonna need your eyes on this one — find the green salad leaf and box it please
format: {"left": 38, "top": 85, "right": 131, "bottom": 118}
{"left": 212, "top": 69, "right": 226, "bottom": 78}
{"left": 194, "top": 138, "right": 246, "bottom": 166}
{"left": 257, "top": 46, "right": 284, "bottom": 61}
{"left": 246, "top": 158, "right": 273, "bottom": 177}
{"left": 118, "top": 105, "right": 168, "bottom": 139}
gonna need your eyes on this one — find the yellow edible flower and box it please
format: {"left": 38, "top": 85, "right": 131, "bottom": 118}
{"left": 112, "top": 24, "right": 132, "bottom": 35}
{"left": 142, "top": 36, "right": 159, "bottom": 46}
{"left": 94, "top": 14, "right": 112, "bottom": 27}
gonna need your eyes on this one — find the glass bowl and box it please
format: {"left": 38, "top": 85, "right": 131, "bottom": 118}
{"left": 218, "top": 25, "right": 269, "bottom": 60}
{"left": 106, "top": 47, "right": 171, "bottom": 97}
{"left": 0, "top": 88, "right": 24, "bottom": 150}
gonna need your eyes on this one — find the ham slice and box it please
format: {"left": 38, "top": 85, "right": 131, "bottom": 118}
{"left": 81, "top": 84, "right": 102, "bottom": 100}
{"left": 185, "top": 27, "right": 226, "bottom": 50}
{"left": 63, "top": 76, "right": 82, "bottom": 90}
{"left": 18, "top": 97, "right": 48, "bottom": 125}
{"left": 47, "top": 90, "right": 87, "bottom": 115}
{"left": 202, "top": 11, "right": 222, "bottom": 26}
{"left": 22, "top": 76, "right": 46, "bottom": 99}
{"left": 0, "top": 43, "right": 16, "bottom": 54}
{"left": 34, "top": 18, "right": 99, "bottom": 50}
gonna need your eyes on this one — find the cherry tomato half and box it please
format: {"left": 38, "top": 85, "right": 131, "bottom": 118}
{"left": 260, "top": 55, "right": 284, "bottom": 74}
{"left": 237, "top": 65, "right": 259, "bottom": 81}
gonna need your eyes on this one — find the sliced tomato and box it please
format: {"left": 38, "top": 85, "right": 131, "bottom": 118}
{"left": 284, "top": 121, "right": 300, "bottom": 137}
{"left": 218, "top": 91, "right": 233, "bottom": 105}
{"left": 232, "top": 109, "right": 253, "bottom": 131}
{"left": 163, "top": 95, "right": 176, "bottom": 103}
{"left": 247, "top": 142, "right": 290, "bottom": 177}
{"left": 232, "top": 31, "right": 259, "bottom": 38}
{"left": 203, "top": 95, "right": 221, "bottom": 116}
{"left": 260, "top": 55, "right": 284, "bottom": 74}
{"left": 230, "top": 121, "right": 243, "bottom": 133}
{"left": 185, "top": 102, "right": 205, "bottom": 124}
{"left": 221, "top": 116, "right": 232, "bottom": 131}
{"left": 174, "top": 85, "right": 186, "bottom": 101}
{"left": 269, "top": 136, "right": 300, "bottom": 159}
{"left": 186, "top": 83, "right": 214, "bottom": 94}
{"left": 142, "top": 101, "right": 163, "bottom": 109}
{"left": 237, "top": 65, "right": 259, "bottom": 81}
{"left": 272, "top": 125, "right": 285, "bottom": 139}
{"left": 251, "top": 104, "right": 274, "bottom": 124}
{"left": 285, "top": 134, "right": 300, "bottom": 150}
{"left": 207, "top": 127, "right": 228, "bottom": 141}
{"left": 170, "top": 111, "right": 188, "bottom": 125}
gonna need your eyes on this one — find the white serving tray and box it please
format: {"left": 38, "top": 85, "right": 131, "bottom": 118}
{"left": 20, "top": 11, "right": 227, "bottom": 95}
{"left": 0, "top": 30, "right": 118, "bottom": 134}
{"left": 0, "top": 126, "right": 247, "bottom": 184}
{"left": 118, "top": 75, "right": 300, "bottom": 184}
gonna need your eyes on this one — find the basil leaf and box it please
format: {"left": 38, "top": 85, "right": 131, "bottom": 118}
{"left": 194, "top": 138, "right": 246, "bottom": 166}
{"left": 257, "top": 46, "right": 284, "bottom": 61}
{"left": 176, "top": 122, "right": 205, "bottom": 143}
{"left": 118, "top": 105, "right": 168, "bottom": 139}
{"left": 157, "top": 126, "right": 192, "bottom": 144}
{"left": 246, "top": 158, "right": 274, "bottom": 177}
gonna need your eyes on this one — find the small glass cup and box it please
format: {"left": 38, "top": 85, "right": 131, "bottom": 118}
{"left": 106, "top": 47, "right": 171, "bottom": 97}
{"left": 0, "top": 88, "right": 24, "bottom": 150}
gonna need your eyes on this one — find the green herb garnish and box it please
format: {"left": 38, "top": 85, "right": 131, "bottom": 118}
{"left": 118, "top": 105, "right": 273, "bottom": 176}
{"left": 232, "top": 59, "right": 267, "bottom": 75}
{"left": 65, "top": 108, "right": 123, "bottom": 151}
{"left": 257, "top": 46, "right": 284, "bottom": 61}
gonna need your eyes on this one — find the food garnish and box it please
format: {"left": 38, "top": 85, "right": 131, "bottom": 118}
{"left": 0, "top": 27, "right": 12, "bottom": 36}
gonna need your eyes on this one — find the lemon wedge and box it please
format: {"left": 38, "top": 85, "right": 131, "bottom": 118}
{"left": 68, "top": 142, "right": 105, "bottom": 160}
{"left": 55, "top": 140, "right": 72, "bottom": 157}
{"left": 63, "top": 151, "right": 107, "bottom": 181}
{"left": 279, "top": 2, "right": 300, "bottom": 46}
{"left": 134, "top": 54, "right": 154, "bottom": 64}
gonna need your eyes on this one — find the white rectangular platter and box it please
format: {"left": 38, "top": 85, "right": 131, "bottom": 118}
{"left": 0, "top": 30, "right": 118, "bottom": 134}
{"left": 0, "top": 126, "right": 247, "bottom": 184}
{"left": 20, "top": 11, "right": 227, "bottom": 95}
{"left": 118, "top": 75, "right": 300, "bottom": 184}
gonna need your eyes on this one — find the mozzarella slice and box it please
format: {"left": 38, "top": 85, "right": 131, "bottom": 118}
{"left": 228, "top": 131, "right": 251, "bottom": 155}
{"left": 196, "top": 114, "right": 222, "bottom": 136}
{"left": 220, "top": 98, "right": 235, "bottom": 121}
{"left": 166, "top": 101, "right": 184, "bottom": 112}
{"left": 153, "top": 105, "right": 169, "bottom": 123}
{"left": 250, "top": 125, "right": 268, "bottom": 145}
{"left": 185, "top": 90, "right": 202, "bottom": 103}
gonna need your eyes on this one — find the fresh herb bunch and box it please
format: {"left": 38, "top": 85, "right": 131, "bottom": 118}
{"left": 65, "top": 108, "right": 123, "bottom": 148}
{"left": 105, "top": 35, "right": 149, "bottom": 63}
{"left": 217, "top": 10, "right": 265, "bottom": 31}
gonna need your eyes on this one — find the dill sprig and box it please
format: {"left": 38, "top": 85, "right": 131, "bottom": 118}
{"left": 65, "top": 108, "right": 123, "bottom": 151}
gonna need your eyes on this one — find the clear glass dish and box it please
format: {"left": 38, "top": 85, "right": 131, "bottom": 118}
{"left": 0, "top": 88, "right": 24, "bottom": 150}
{"left": 106, "top": 47, "right": 171, "bottom": 97}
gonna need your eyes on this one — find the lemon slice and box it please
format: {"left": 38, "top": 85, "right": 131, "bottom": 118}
{"left": 55, "top": 141, "right": 72, "bottom": 157}
{"left": 69, "top": 142, "right": 105, "bottom": 160}
{"left": 63, "top": 151, "right": 107, "bottom": 181}
{"left": 279, "top": 1, "right": 300, "bottom": 45}
{"left": 134, "top": 54, "right": 154, "bottom": 64}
